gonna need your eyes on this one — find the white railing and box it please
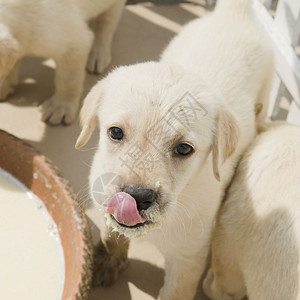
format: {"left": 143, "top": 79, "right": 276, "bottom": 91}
{"left": 254, "top": 0, "right": 300, "bottom": 125}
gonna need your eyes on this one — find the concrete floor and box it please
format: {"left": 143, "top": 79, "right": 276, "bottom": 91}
{"left": 0, "top": 3, "right": 210, "bottom": 299}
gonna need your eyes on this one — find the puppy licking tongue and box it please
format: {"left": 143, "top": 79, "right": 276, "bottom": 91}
{"left": 106, "top": 192, "right": 146, "bottom": 226}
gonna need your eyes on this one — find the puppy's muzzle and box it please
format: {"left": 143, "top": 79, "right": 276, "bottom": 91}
{"left": 123, "top": 185, "right": 157, "bottom": 211}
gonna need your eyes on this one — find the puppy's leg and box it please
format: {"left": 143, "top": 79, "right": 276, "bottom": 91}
{"left": 0, "top": 26, "right": 19, "bottom": 100}
{"left": 41, "top": 27, "right": 93, "bottom": 125}
{"left": 159, "top": 243, "right": 210, "bottom": 300}
{"left": 203, "top": 227, "right": 246, "bottom": 300}
{"left": 86, "top": 0, "right": 126, "bottom": 74}
{"left": 203, "top": 262, "right": 245, "bottom": 300}
{"left": 0, "top": 61, "right": 20, "bottom": 101}
{"left": 93, "top": 227, "right": 130, "bottom": 286}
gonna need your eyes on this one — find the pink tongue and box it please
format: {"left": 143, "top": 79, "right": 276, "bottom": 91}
{"left": 106, "top": 192, "right": 146, "bottom": 226}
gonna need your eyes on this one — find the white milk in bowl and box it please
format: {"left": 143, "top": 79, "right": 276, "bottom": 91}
{"left": 0, "top": 168, "right": 65, "bottom": 300}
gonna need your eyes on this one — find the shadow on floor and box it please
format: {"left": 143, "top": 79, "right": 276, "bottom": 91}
{"left": 89, "top": 259, "right": 164, "bottom": 300}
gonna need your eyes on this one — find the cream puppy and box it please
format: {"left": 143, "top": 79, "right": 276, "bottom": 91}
{"left": 0, "top": 0, "right": 125, "bottom": 125}
{"left": 76, "top": 0, "right": 274, "bottom": 299}
{"left": 203, "top": 123, "right": 300, "bottom": 300}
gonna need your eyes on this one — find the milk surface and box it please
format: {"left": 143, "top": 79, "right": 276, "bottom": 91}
{"left": 0, "top": 168, "right": 65, "bottom": 300}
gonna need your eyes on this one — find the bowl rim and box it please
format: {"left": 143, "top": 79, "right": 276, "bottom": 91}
{"left": 0, "top": 129, "right": 93, "bottom": 300}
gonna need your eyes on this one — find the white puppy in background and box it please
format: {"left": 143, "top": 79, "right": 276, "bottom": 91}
{"left": 0, "top": 0, "right": 126, "bottom": 125}
{"left": 76, "top": 0, "right": 274, "bottom": 299}
{"left": 203, "top": 123, "right": 300, "bottom": 300}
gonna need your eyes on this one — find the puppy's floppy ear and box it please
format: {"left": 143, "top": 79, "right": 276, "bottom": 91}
{"left": 212, "top": 105, "right": 240, "bottom": 181}
{"left": 75, "top": 81, "right": 104, "bottom": 149}
{"left": 255, "top": 102, "right": 263, "bottom": 117}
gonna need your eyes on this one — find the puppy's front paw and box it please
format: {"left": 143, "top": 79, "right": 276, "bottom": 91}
{"left": 92, "top": 240, "right": 128, "bottom": 287}
{"left": 86, "top": 45, "right": 111, "bottom": 74}
{"left": 41, "top": 96, "right": 78, "bottom": 125}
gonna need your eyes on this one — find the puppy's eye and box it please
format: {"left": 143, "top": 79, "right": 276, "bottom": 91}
{"left": 108, "top": 127, "right": 123, "bottom": 141}
{"left": 175, "top": 143, "right": 194, "bottom": 156}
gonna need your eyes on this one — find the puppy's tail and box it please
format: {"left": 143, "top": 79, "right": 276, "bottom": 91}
{"left": 215, "top": 0, "right": 253, "bottom": 16}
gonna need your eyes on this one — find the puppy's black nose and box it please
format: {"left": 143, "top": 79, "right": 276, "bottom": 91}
{"left": 123, "top": 186, "right": 156, "bottom": 210}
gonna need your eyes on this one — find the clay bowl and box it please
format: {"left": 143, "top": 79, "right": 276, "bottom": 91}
{"left": 0, "top": 130, "right": 93, "bottom": 300}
